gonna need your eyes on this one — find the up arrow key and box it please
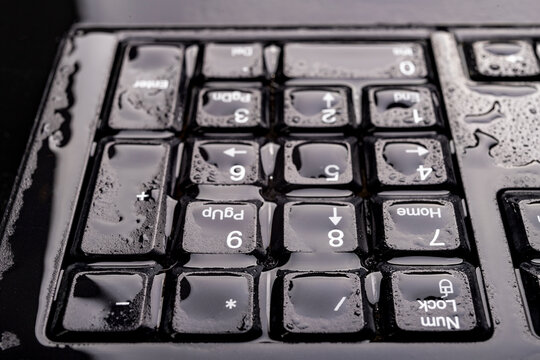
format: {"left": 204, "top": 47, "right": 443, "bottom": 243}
{"left": 224, "top": 147, "right": 248, "bottom": 157}
{"left": 323, "top": 92, "right": 335, "bottom": 108}
{"left": 329, "top": 207, "right": 342, "bottom": 226}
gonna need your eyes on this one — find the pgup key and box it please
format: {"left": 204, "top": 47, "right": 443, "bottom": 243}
{"left": 282, "top": 87, "right": 352, "bottom": 130}
{"left": 182, "top": 201, "right": 261, "bottom": 254}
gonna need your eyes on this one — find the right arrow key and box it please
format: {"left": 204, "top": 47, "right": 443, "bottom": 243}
{"left": 366, "top": 135, "right": 457, "bottom": 189}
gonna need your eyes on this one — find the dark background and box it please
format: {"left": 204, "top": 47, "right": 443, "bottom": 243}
{"left": 0, "top": 1, "right": 76, "bottom": 216}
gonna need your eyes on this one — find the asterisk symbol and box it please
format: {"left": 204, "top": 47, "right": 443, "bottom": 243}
{"left": 225, "top": 299, "right": 237, "bottom": 310}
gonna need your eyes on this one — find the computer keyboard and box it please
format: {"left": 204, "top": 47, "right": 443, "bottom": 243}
{"left": 3, "top": 26, "right": 540, "bottom": 359}
{"left": 48, "top": 33, "right": 488, "bottom": 341}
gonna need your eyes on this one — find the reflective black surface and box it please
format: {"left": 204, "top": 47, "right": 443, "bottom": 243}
{"left": 4, "top": 2, "right": 540, "bottom": 358}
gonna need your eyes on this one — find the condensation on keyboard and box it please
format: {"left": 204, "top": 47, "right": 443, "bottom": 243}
{"left": 433, "top": 32, "right": 540, "bottom": 167}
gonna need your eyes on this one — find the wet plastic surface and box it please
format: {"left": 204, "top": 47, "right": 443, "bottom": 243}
{"left": 108, "top": 44, "right": 184, "bottom": 130}
{"left": 3, "top": 25, "right": 540, "bottom": 359}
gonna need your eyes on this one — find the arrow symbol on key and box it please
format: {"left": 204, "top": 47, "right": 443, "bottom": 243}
{"left": 323, "top": 92, "right": 335, "bottom": 108}
{"left": 405, "top": 146, "right": 429, "bottom": 156}
{"left": 224, "top": 147, "right": 247, "bottom": 157}
{"left": 329, "top": 207, "right": 342, "bottom": 226}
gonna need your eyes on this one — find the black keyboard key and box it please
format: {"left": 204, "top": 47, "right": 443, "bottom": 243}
{"left": 500, "top": 190, "right": 540, "bottom": 258}
{"left": 109, "top": 44, "right": 184, "bottom": 130}
{"left": 468, "top": 40, "right": 540, "bottom": 79}
{"left": 182, "top": 201, "right": 260, "bottom": 254}
{"left": 189, "top": 139, "right": 263, "bottom": 185}
{"left": 274, "top": 272, "right": 369, "bottom": 339}
{"left": 366, "top": 135, "right": 456, "bottom": 189}
{"left": 282, "top": 87, "right": 352, "bottom": 129}
{"left": 279, "top": 138, "right": 359, "bottom": 189}
{"left": 519, "top": 263, "right": 540, "bottom": 334}
{"left": 170, "top": 271, "right": 258, "bottom": 338}
{"left": 53, "top": 264, "right": 163, "bottom": 337}
{"left": 380, "top": 264, "right": 488, "bottom": 339}
{"left": 367, "top": 86, "right": 442, "bottom": 130}
{"left": 78, "top": 140, "right": 176, "bottom": 258}
{"left": 194, "top": 87, "right": 265, "bottom": 130}
{"left": 203, "top": 43, "right": 264, "bottom": 78}
{"left": 282, "top": 201, "right": 362, "bottom": 253}
{"left": 371, "top": 193, "right": 469, "bottom": 255}
{"left": 284, "top": 43, "right": 427, "bottom": 79}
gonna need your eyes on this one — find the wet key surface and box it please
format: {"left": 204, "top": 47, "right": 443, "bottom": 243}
{"left": 195, "top": 88, "right": 264, "bottom": 130}
{"left": 189, "top": 140, "right": 262, "bottom": 185}
{"left": 283, "top": 87, "right": 351, "bottom": 129}
{"left": 282, "top": 139, "right": 357, "bottom": 188}
{"left": 79, "top": 141, "right": 174, "bottom": 257}
{"left": 171, "top": 272, "right": 256, "bottom": 336}
{"left": 283, "top": 202, "right": 359, "bottom": 252}
{"left": 367, "top": 136, "right": 455, "bottom": 189}
{"left": 203, "top": 43, "right": 264, "bottom": 78}
{"left": 284, "top": 43, "right": 427, "bottom": 79}
{"left": 519, "top": 263, "right": 540, "bottom": 335}
{"left": 372, "top": 194, "right": 467, "bottom": 255}
{"left": 367, "top": 86, "right": 440, "bottom": 130}
{"left": 56, "top": 265, "right": 163, "bottom": 336}
{"left": 277, "top": 272, "right": 367, "bottom": 338}
{"left": 182, "top": 201, "right": 259, "bottom": 254}
{"left": 469, "top": 40, "right": 540, "bottom": 79}
{"left": 45, "top": 31, "right": 494, "bottom": 346}
{"left": 381, "top": 265, "right": 485, "bottom": 339}
{"left": 500, "top": 190, "right": 540, "bottom": 257}
{"left": 109, "top": 44, "right": 184, "bottom": 130}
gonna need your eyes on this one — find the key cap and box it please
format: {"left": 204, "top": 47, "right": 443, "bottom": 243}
{"left": 380, "top": 264, "right": 488, "bottom": 339}
{"left": 366, "top": 135, "right": 456, "bottom": 189}
{"left": 367, "top": 86, "right": 442, "bottom": 130}
{"left": 500, "top": 190, "right": 540, "bottom": 258}
{"left": 189, "top": 139, "right": 263, "bottom": 185}
{"left": 282, "top": 87, "right": 352, "bottom": 129}
{"left": 182, "top": 201, "right": 260, "bottom": 254}
{"left": 468, "top": 40, "right": 540, "bottom": 79}
{"left": 53, "top": 263, "right": 163, "bottom": 337}
{"left": 282, "top": 201, "right": 361, "bottom": 253}
{"left": 279, "top": 138, "right": 359, "bottom": 189}
{"left": 109, "top": 44, "right": 184, "bottom": 130}
{"left": 371, "top": 193, "right": 469, "bottom": 255}
{"left": 275, "top": 272, "right": 369, "bottom": 339}
{"left": 519, "top": 263, "right": 540, "bottom": 334}
{"left": 170, "top": 271, "right": 257, "bottom": 337}
{"left": 203, "top": 43, "right": 264, "bottom": 78}
{"left": 284, "top": 43, "right": 428, "bottom": 79}
{"left": 194, "top": 87, "right": 265, "bottom": 131}
{"left": 78, "top": 140, "right": 176, "bottom": 258}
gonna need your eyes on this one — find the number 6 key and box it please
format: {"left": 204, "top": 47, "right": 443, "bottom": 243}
{"left": 188, "top": 139, "right": 264, "bottom": 186}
